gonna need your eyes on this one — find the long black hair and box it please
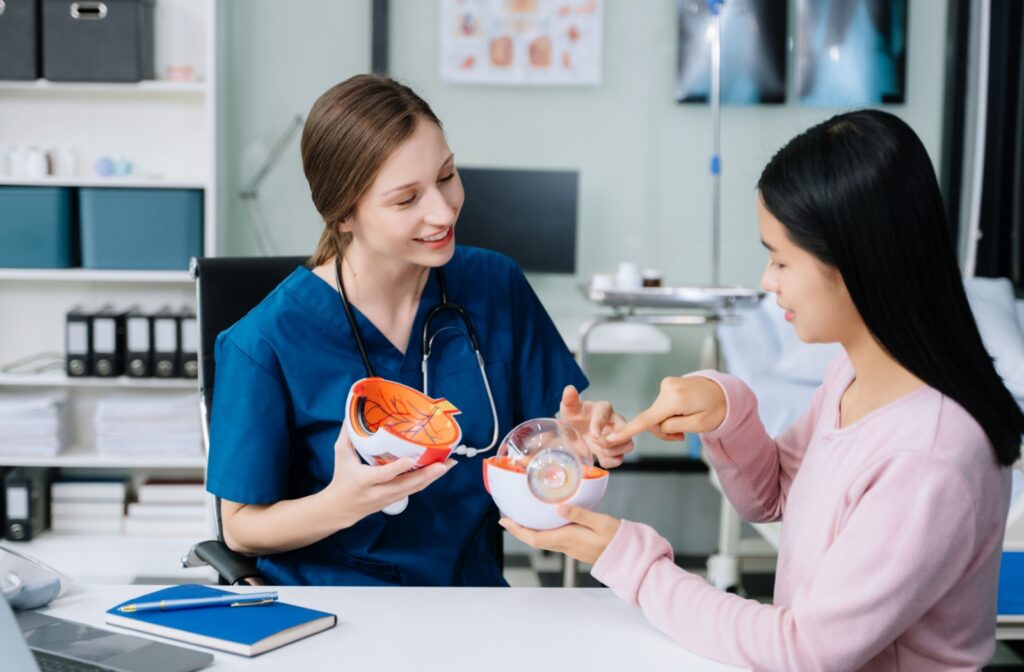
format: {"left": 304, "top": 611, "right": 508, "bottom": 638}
{"left": 758, "top": 109, "right": 1024, "bottom": 467}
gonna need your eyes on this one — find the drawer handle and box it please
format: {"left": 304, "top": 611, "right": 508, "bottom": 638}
{"left": 70, "top": 2, "right": 108, "bottom": 20}
{"left": 0, "top": 1, "right": 6, "bottom": 18}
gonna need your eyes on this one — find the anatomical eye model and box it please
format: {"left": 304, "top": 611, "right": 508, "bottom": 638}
{"left": 344, "top": 377, "right": 463, "bottom": 515}
{"left": 346, "top": 377, "right": 462, "bottom": 467}
{"left": 483, "top": 418, "right": 609, "bottom": 530}
{"left": 352, "top": 382, "right": 461, "bottom": 449}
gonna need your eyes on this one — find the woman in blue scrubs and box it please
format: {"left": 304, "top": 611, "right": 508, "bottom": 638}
{"left": 206, "top": 75, "right": 630, "bottom": 586}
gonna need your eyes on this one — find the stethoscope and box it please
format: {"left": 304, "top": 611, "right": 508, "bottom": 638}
{"left": 334, "top": 257, "right": 500, "bottom": 457}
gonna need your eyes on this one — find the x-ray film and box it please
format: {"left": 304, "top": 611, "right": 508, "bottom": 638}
{"left": 795, "top": 0, "right": 907, "bottom": 106}
{"left": 676, "top": 0, "right": 787, "bottom": 105}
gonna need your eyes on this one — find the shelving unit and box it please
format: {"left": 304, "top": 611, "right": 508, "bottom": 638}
{"left": 7, "top": 533, "right": 216, "bottom": 583}
{"left": 0, "top": 444, "right": 205, "bottom": 469}
{"left": 0, "top": 177, "right": 207, "bottom": 189}
{"left": 0, "top": 372, "right": 198, "bottom": 389}
{"left": 0, "top": 0, "right": 222, "bottom": 584}
{"left": 0, "top": 80, "right": 207, "bottom": 95}
{"left": 0, "top": 268, "right": 193, "bottom": 283}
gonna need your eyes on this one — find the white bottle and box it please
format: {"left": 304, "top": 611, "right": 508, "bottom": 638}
{"left": 615, "top": 262, "right": 643, "bottom": 290}
{"left": 24, "top": 147, "right": 48, "bottom": 179}
{"left": 52, "top": 147, "right": 77, "bottom": 177}
{"left": 8, "top": 146, "right": 28, "bottom": 178}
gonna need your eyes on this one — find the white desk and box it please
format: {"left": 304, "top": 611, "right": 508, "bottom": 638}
{"left": 41, "top": 585, "right": 746, "bottom": 671}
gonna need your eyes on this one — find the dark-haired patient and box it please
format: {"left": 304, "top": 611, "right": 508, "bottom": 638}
{"left": 504, "top": 110, "right": 1024, "bottom": 671}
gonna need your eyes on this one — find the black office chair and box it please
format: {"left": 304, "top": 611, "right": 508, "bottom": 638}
{"left": 181, "top": 255, "right": 307, "bottom": 585}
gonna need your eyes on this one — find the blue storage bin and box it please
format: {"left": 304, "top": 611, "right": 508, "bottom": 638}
{"left": 80, "top": 188, "right": 203, "bottom": 270}
{"left": 0, "top": 187, "right": 75, "bottom": 268}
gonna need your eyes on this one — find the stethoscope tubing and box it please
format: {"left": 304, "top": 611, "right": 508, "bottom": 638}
{"left": 333, "top": 256, "right": 499, "bottom": 456}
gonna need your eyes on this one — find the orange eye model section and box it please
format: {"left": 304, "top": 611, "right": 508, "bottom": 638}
{"left": 348, "top": 377, "right": 461, "bottom": 448}
{"left": 484, "top": 456, "right": 607, "bottom": 479}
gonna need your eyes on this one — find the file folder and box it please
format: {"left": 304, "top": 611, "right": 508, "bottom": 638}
{"left": 180, "top": 307, "right": 198, "bottom": 379}
{"left": 91, "top": 305, "right": 127, "bottom": 378}
{"left": 65, "top": 306, "right": 92, "bottom": 377}
{"left": 3, "top": 468, "right": 52, "bottom": 542}
{"left": 125, "top": 307, "right": 154, "bottom": 378}
{"left": 0, "top": 467, "right": 6, "bottom": 531}
{"left": 153, "top": 307, "right": 180, "bottom": 378}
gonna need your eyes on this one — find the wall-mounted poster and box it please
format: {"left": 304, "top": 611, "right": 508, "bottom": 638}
{"left": 676, "top": 0, "right": 787, "bottom": 105}
{"left": 440, "top": 0, "right": 603, "bottom": 86}
{"left": 796, "top": 0, "right": 907, "bottom": 106}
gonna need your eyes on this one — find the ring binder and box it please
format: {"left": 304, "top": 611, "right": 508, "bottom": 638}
{"left": 180, "top": 307, "right": 198, "bottom": 379}
{"left": 65, "top": 306, "right": 92, "bottom": 377}
{"left": 3, "top": 468, "right": 53, "bottom": 542}
{"left": 153, "top": 306, "right": 180, "bottom": 378}
{"left": 91, "top": 305, "right": 127, "bottom": 378}
{"left": 125, "top": 307, "right": 154, "bottom": 378}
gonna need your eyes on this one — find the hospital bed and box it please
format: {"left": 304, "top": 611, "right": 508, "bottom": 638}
{"left": 711, "top": 277, "right": 1024, "bottom": 595}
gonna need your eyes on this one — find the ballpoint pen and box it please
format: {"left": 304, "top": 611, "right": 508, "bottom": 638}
{"left": 117, "top": 591, "right": 279, "bottom": 614}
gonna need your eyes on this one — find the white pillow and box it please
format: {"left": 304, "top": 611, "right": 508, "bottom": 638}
{"left": 761, "top": 298, "right": 843, "bottom": 383}
{"left": 964, "top": 277, "right": 1024, "bottom": 399}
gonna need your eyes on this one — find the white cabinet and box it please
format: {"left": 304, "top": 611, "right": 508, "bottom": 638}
{"left": 0, "top": 0, "right": 221, "bottom": 583}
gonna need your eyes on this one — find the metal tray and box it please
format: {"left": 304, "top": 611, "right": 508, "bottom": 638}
{"left": 584, "top": 282, "right": 764, "bottom": 310}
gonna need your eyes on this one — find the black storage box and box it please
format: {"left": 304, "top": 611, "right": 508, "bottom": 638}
{"left": 42, "top": 0, "right": 154, "bottom": 82}
{"left": 0, "top": 0, "right": 41, "bottom": 80}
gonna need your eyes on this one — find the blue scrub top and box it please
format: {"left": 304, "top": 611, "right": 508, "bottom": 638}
{"left": 207, "top": 246, "right": 587, "bottom": 586}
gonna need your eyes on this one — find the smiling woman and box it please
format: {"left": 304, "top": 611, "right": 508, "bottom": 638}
{"left": 302, "top": 76, "right": 459, "bottom": 271}
{"left": 202, "top": 74, "right": 623, "bottom": 588}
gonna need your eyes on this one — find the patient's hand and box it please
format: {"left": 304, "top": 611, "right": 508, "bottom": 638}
{"left": 499, "top": 504, "right": 620, "bottom": 565}
{"left": 605, "top": 375, "right": 727, "bottom": 445}
{"left": 558, "top": 385, "right": 634, "bottom": 468}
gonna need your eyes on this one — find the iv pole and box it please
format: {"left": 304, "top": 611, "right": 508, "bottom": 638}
{"left": 709, "top": 0, "right": 723, "bottom": 287}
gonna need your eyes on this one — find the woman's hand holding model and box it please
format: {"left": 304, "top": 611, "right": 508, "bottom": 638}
{"left": 220, "top": 430, "right": 453, "bottom": 557}
{"left": 502, "top": 376, "right": 728, "bottom": 565}
{"left": 325, "top": 430, "right": 454, "bottom": 526}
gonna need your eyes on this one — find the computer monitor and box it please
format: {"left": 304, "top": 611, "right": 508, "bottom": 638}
{"left": 455, "top": 167, "right": 578, "bottom": 274}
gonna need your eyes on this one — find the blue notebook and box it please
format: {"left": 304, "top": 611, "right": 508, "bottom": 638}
{"left": 999, "top": 551, "right": 1024, "bottom": 618}
{"left": 105, "top": 584, "right": 337, "bottom": 656}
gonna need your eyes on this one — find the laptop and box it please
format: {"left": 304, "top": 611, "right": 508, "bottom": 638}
{"left": 0, "top": 594, "right": 213, "bottom": 672}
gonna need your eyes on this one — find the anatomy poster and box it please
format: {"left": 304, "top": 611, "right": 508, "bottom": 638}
{"left": 440, "top": 0, "right": 603, "bottom": 86}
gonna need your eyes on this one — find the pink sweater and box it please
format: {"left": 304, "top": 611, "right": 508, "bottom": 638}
{"left": 591, "top": 354, "right": 1011, "bottom": 671}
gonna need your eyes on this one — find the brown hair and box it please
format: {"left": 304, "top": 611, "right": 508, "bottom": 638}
{"left": 302, "top": 74, "right": 443, "bottom": 266}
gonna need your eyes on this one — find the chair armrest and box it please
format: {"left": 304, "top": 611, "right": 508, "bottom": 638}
{"left": 182, "top": 540, "right": 266, "bottom": 586}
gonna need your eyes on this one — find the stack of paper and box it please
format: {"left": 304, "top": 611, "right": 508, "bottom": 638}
{"left": 125, "top": 478, "right": 210, "bottom": 537}
{"left": 51, "top": 479, "right": 127, "bottom": 534}
{"left": 94, "top": 393, "right": 202, "bottom": 456}
{"left": 0, "top": 392, "right": 66, "bottom": 457}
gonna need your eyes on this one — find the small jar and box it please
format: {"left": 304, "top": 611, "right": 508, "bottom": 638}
{"left": 642, "top": 269, "right": 663, "bottom": 287}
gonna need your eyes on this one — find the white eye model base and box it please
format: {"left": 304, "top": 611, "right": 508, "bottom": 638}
{"left": 483, "top": 459, "right": 609, "bottom": 530}
{"left": 342, "top": 417, "right": 414, "bottom": 516}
